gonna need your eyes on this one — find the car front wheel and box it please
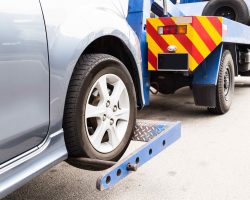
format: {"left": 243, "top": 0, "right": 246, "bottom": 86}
{"left": 63, "top": 54, "right": 136, "bottom": 169}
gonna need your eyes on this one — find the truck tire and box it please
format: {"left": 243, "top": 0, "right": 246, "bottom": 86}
{"left": 63, "top": 54, "right": 136, "bottom": 168}
{"left": 202, "top": 0, "right": 250, "bottom": 24}
{"left": 208, "top": 50, "right": 235, "bottom": 114}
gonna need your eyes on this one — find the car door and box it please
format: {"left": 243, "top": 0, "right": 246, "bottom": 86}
{"left": 0, "top": 0, "right": 49, "bottom": 164}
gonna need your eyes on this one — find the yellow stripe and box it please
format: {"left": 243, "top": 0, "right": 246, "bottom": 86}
{"left": 148, "top": 18, "right": 199, "bottom": 71}
{"left": 161, "top": 34, "right": 198, "bottom": 71}
{"left": 197, "top": 17, "right": 222, "bottom": 45}
{"left": 218, "top": 17, "right": 222, "bottom": 23}
{"left": 147, "top": 18, "right": 211, "bottom": 71}
{"left": 147, "top": 33, "right": 164, "bottom": 56}
{"left": 148, "top": 62, "right": 156, "bottom": 71}
{"left": 149, "top": 18, "right": 162, "bottom": 31}
{"left": 186, "top": 25, "right": 210, "bottom": 58}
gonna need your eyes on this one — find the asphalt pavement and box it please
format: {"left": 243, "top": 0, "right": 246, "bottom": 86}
{"left": 4, "top": 77, "right": 250, "bottom": 200}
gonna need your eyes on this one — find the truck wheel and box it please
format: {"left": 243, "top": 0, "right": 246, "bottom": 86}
{"left": 63, "top": 54, "right": 136, "bottom": 166}
{"left": 202, "top": 0, "right": 250, "bottom": 24}
{"left": 208, "top": 50, "right": 235, "bottom": 114}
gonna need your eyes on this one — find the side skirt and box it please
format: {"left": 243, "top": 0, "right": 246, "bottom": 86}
{"left": 0, "top": 130, "right": 67, "bottom": 198}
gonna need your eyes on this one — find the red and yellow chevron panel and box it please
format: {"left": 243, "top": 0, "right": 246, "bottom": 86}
{"left": 146, "top": 16, "right": 223, "bottom": 72}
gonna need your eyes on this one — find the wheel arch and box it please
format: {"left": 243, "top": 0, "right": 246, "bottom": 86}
{"left": 43, "top": 1, "right": 144, "bottom": 135}
{"left": 82, "top": 35, "right": 144, "bottom": 109}
{"left": 48, "top": 30, "right": 144, "bottom": 135}
{"left": 223, "top": 43, "right": 238, "bottom": 76}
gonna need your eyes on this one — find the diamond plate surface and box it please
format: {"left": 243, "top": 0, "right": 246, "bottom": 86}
{"left": 132, "top": 120, "right": 170, "bottom": 142}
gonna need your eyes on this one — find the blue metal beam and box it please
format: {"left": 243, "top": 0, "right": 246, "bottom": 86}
{"left": 222, "top": 17, "right": 250, "bottom": 45}
{"left": 96, "top": 120, "right": 181, "bottom": 191}
{"left": 127, "top": 0, "right": 153, "bottom": 105}
{"left": 127, "top": 0, "right": 184, "bottom": 105}
{"left": 180, "top": 0, "right": 205, "bottom": 3}
{"left": 176, "top": 1, "right": 207, "bottom": 16}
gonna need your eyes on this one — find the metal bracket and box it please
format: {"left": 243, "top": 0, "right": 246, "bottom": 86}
{"left": 163, "top": 0, "right": 168, "bottom": 16}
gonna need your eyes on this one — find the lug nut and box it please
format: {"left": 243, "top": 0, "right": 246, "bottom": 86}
{"left": 113, "top": 105, "right": 117, "bottom": 112}
{"left": 106, "top": 101, "right": 110, "bottom": 108}
{"left": 110, "top": 119, "right": 114, "bottom": 125}
{"left": 103, "top": 114, "right": 107, "bottom": 121}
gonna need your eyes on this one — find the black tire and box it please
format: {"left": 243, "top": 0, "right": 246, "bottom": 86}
{"left": 63, "top": 54, "right": 136, "bottom": 168}
{"left": 202, "top": 0, "right": 250, "bottom": 24}
{"left": 208, "top": 50, "right": 235, "bottom": 114}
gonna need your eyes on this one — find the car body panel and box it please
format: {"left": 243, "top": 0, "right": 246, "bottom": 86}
{"left": 0, "top": 0, "right": 50, "bottom": 164}
{"left": 40, "top": 0, "right": 144, "bottom": 134}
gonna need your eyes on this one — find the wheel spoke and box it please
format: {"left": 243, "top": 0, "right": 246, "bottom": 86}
{"left": 85, "top": 73, "right": 130, "bottom": 153}
{"left": 96, "top": 75, "right": 109, "bottom": 100}
{"left": 109, "top": 126, "right": 120, "bottom": 147}
{"left": 90, "top": 122, "right": 107, "bottom": 148}
{"left": 110, "top": 79, "right": 125, "bottom": 105}
{"left": 85, "top": 103, "right": 105, "bottom": 118}
{"left": 114, "top": 108, "right": 129, "bottom": 121}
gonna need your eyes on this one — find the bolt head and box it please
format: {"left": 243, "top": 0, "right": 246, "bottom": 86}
{"left": 106, "top": 101, "right": 110, "bottom": 108}
{"left": 103, "top": 114, "right": 107, "bottom": 121}
{"left": 110, "top": 119, "right": 114, "bottom": 125}
{"left": 167, "top": 45, "right": 177, "bottom": 52}
{"left": 113, "top": 106, "right": 117, "bottom": 112}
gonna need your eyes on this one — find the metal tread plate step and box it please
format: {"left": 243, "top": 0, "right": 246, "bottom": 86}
{"left": 96, "top": 119, "right": 181, "bottom": 191}
{"left": 132, "top": 120, "right": 172, "bottom": 142}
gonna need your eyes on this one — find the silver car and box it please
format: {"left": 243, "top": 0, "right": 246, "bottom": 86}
{"left": 0, "top": 0, "right": 145, "bottom": 197}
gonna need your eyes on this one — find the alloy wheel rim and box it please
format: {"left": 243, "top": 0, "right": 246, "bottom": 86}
{"left": 85, "top": 74, "right": 130, "bottom": 153}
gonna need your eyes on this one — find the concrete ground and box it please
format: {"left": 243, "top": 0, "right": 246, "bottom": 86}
{"left": 4, "top": 77, "right": 250, "bottom": 200}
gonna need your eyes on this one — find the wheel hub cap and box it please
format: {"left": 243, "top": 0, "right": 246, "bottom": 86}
{"left": 215, "top": 6, "right": 236, "bottom": 21}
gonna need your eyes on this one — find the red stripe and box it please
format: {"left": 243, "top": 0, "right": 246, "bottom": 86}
{"left": 160, "top": 18, "right": 204, "bottom": 64}
{"left": 207, "top": 17, "right": 222, "bottom": 36}
{"left": 146, "top": 21, "right": 169, "bottom": 52}
{"left": 193, "top": 17, "right": 217, "bottom": 51}
{"left": 175, "top": 34, "right": 204, "bottom": 64}
{"left": 148, "top": 49, "right": 157, "bottom": 70}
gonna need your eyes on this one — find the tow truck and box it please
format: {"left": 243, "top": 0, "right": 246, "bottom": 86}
{"left": 96, "top": 0, "right": 250, "bottom": 190}
{"left": 147, "top": 0, "right": 250, "bottom": 114}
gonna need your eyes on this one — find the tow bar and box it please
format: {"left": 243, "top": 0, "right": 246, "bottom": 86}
{"left": 68, "top": 120, "right": 180, "bottom": 190}
{"left": 96, "top": 120, "right": 181, "bottom": 191}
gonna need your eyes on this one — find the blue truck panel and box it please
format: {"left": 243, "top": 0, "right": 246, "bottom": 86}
{"left": 127, "top": 0, "right": 184, "bottom": 105}
{"left": 127, "top": 0, "right": 153, "bottom": 105}
{"left": 222, "top": 17, "right": 250, "bottom": 44}
{"left": 180, "top": 0, "right": 204, "bottom": 3}
{"left": 193, "top": 44, "right": 223, "bottom": 85}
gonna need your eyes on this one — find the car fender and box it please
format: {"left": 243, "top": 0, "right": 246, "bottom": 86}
{"left": 40, "top": 0, "right": 143, "bottom": 134}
